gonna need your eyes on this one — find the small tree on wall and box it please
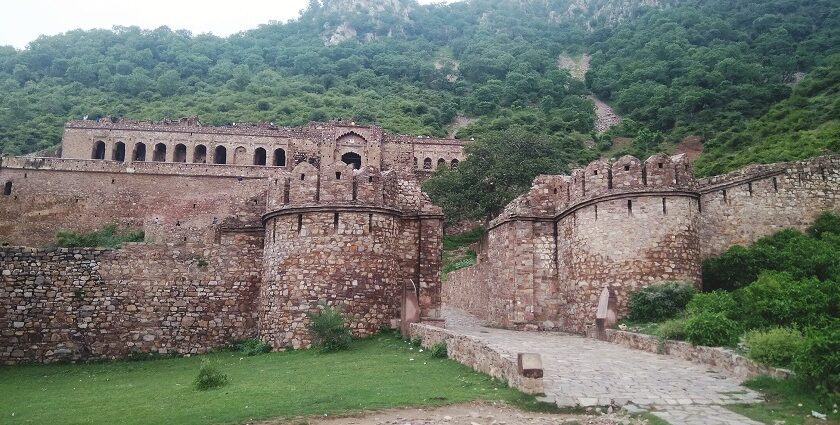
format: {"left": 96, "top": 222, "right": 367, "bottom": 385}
{"left": 306, "top": 302, "right": 352, "bottom": 352}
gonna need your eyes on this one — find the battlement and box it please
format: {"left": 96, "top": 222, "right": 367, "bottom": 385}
{"left": 491, "top": 153, "right": 695, "bottom": 227}
{"left": 264, "top": 162, "right": 442, "bottom": 220}
{"left": 0, "top": 156, "right": 281, "bottom": 179}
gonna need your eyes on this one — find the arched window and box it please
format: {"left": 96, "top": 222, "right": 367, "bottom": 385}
{"left": 254, "top": 147, "right": 267, "bottom": 166}
{"left": 437, "top": 158, "right": 446, "bottom": 169}
{"left": 341, "top": 151, "right": 362, "bottom": 169}
{"left": 273, "top": 148, "right": 286, "bottom": 166}
{"left": 3, "top": 181, "right": 11, "bottom": 196}
{"left": 92, "top": 141, "right": 106, "bottom": 160}
{"left": 112, "top": 142, "right": 126, "bottom": 162}
{"left": 133, "top": 143, "right": 147, "bottom": 161}
{"left": 451, "top": 158, "right": 459, "bottom": 168}
{"left": 214, "top": 145, "right": 227, "bottom": 164}
{"left": 234, "top": 146, "right": 248, "bottom": 165}
{"left": 174, "top": 144, "right": 187, "bottom": 163}
{"left": 193, "top": 145, "right": 207, "bottom": 163}
{"left": 423, "top": 158, "right": 432, "bottom": 170}
{"left": 153, "top": 143, "right": 167, "bottom": 162}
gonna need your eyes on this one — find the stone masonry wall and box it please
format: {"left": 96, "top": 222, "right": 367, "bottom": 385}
{"left": 0, "top": 231, "right": 263, "bottom": 364}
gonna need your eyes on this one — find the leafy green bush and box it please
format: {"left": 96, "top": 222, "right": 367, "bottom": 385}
{"left": 442, "top": 227, "right": 486, "bottom": 251}
{"left": 743, "top": 328, "right": 804, "bottom": 368}
{"left": 626, "top": 282, "right": 696, "bottom": 322}
{"left": 686, "top": 291, "right": 736, "bottom": 316}
{"left": 430, "top": 342, "right": 448, "bottom": 358}
{"left": 656, "top": 317, "right": 688, "bottom": 340}
{"left": 793, "top": 320, "right": 840, "bottom": 392}
{"left": 808, "top": 211, "right": 840, "bottom": 239}
{"left": 234, "top": 338, "right": 272, "bottom": 356}
{"left": 56, "top": 224, "right": 144, "bottom": 249}
{"left": 194, "top": 361, "right": 228, "bottom": 390}
{"left": 735, "top": 272, "right": 836, "bottom": 330}
{"left": 685, "top": 312, "right": 741, "bottom": 347}
{"left": 306, "top": 303, "right": 352, "bottom": 352}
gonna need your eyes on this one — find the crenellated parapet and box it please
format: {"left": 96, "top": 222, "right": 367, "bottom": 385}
{"left": 490, "top": 153, "right": 698, "bottom": 228}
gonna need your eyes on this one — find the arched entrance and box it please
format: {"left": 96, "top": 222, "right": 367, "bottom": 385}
{"left": 341, "top": 152, "right": 362, "bottom": 169}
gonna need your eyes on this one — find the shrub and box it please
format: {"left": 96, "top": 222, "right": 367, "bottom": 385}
{"left": 56, "top": 224, "right": 144, "bottom": 249}
{"left": 430, "top": 341, "right": 448, "bottom": 358}
{"left": 410, "top": 336, "right": 422, "bottom": 347}
{"left": 685, "top": 312, "right": 741, "bottom": 347}
{"left": 306, "top": 302, "right": 352, "bottom": 352}
{"left": 701, "top": 245, "right": 764, "bottom": 292}
{"left": 807, "top": 211, "right": 840, "bottom": 239}
{"left": 793, "top": 320, "right": 840, "bottom": 392}
{"left": 735, "top": 272, "right": 835, "bottom": 330}
{"left": 656, "top": 317, "right": 688, "bottom": 340}
{"left": 743, "top": 327, "right": 804, "bottom": 368}
{"left": 686, "top": 291, "right": 736, "bottom": 316}
{"left": 626, "top": 282, "right": 696, "bottom": 322}
{"left": 194, "top": 361, "right": 228, "bottom": 390}
{"left": 234, "top": 338, "right": 272, "bottom": 356}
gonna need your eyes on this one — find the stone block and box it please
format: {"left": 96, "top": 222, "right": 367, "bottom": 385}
{"left": 517, "top": 352, "right": 543, "bottom": 378}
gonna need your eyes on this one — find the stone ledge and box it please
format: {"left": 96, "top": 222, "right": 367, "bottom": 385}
{"left": 409, "top": 322, "right": 543, "bottom": 395}
{"left": 589, "top": 328, "right": 792, "bottom": 381}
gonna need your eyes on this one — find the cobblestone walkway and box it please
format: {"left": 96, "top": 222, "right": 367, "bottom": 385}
{"left": 441, "top": 307, "right": 763, "bottom": 425}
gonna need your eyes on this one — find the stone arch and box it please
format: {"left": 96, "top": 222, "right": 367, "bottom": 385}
{"left": 336, "top": 131, "right": 367, "bottom": 144}
{"left": 152, "top": 143, "right": 167, "bottom": 162}
{"left": 341, "top": 151, "right": 362, "bottom": 170}
{"left": 214, "top": 145, "right": 227, "bottom": 164}
{"left": 193, "top": 144, "right": 207, "bottom": 163}
{"left": 451, "top": 158, "right": 459, "bottom": 168}
{"left": 254, "top": 147, "right": 267, "bottom": 166}
{"left": 437, "top": 158, "right": 446, "bottom": 169}
{"left": 233, "top": 146, "right": 248, "bottom": 165}
{"left": 112, "top": 142, "right": 126, "bottom": 162}
{"left": 92, "top": 141, "right": 106, "bottom": 160}
{"left": 423, "top": 158, "right": 432, "bottom": 170}
{"left": 133, "top": 143, "right": 147, "bottom": 161}
{"left": 173, "top": 144, "right": 187, "bottom": 163}
{"left": 273, "top": 148, "right": 286, "bottom": 166}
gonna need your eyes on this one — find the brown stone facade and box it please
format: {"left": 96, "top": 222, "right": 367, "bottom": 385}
{"left": 444, "top": 155, "right": 840, "bottom": 333}
{"left": 0, "top": 118, "right": 446, "bottom": 363}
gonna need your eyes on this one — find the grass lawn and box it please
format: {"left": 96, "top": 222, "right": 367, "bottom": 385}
{"left": 0, "top": 333, "right": 541, "bottom": 425}
{"left": 727, "top": 377, "right": 840, "bottom": 425}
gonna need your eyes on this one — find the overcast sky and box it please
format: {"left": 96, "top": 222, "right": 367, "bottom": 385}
{"left": 0, "top": 0, "right": 452, "bottom": 49}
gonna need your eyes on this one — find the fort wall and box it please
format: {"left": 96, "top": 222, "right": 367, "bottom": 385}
{"left": 1, "top": 231, "right": 263, "bottom": 364}
{"left": 444, "top": 155, "right": 840, "bottom": 333}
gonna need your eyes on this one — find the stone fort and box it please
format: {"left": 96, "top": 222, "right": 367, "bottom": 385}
{"left": 1, "top": 116, "right": 838, "bottom": 364}
{"left": 0, "top": 117, "right": 465, "bottom": 363}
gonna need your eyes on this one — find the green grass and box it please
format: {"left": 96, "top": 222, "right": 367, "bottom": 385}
{"left": 0, "top": 333, "right": 536, "bottom": 425}
{"left": 441, "top": 226, "right": 485, "bottom": 280}
{"left": 55, "top": 224, "right": 144, "bottom": 249}
{"left": 727, "top": 377, "right": 840, "bottom": 425}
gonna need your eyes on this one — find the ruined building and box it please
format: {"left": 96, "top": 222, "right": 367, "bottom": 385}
{"left": 445, "top": 154, "right": 840, "bottom": 333}
{"left": 0, "top": 118, "right": 465, "bottom": 363}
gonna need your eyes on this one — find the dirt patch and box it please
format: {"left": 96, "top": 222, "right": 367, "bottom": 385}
{"left": 263, "top": 401, "right": 649, "bottom": 425}
{"left": 557, "top": 54, "right": 591, "bottom": 81}
{"left": 448, "top": 115, "right": 477, "bottom": 138}
{"left": 672, "top": 135, "right": 703, "bottom": 162}
{"left": 590, "top": 96, "right": 622, "bottom": 134}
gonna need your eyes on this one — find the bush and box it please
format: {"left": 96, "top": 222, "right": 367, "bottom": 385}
{"left": 807, "top": 211, "right": 840, "bottom": 239}
{"left": 430, "top": 341, "right": 448, "bottom": 358}
{"left": 306, "top": 303, "right": 352, "bottom": 352}
{"left": 626, "top": 282, "right": 696, "bottom": 322}
{"left": 735, "top": 272, "right": 836, "bottom": 330}
{"left": 194, "top": 361, "right": 228, "bottom": 390}
{"left": 685, "top": 312, "right": 741, "bottom": 347}
{"left": 656, "top": 317, "right": 688, "bottom": 340}
{"left": 686, "top": 291, "right": 736, "bottom": 316}
{"left": 410, "top": 336, "right": 422, "bottom": 347}
{"left": 743, "top": 327, "right": 804, "bottom": 368}
{"left": 793, "top": 320, "right": 840, "bottom": 392}
{"left": 234, "top": 338, "right": 272, "bottom": 356}
{"left": 56, "top": 224, "right": 144, "bottom": 249}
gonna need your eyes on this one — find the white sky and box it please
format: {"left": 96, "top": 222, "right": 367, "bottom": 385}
{"left": 0, "top": 0, "right": 453, "bottom": 49}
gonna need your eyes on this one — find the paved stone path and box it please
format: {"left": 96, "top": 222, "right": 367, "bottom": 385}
{"left": 440, "top": 307, "right": 764, "bottom": 425}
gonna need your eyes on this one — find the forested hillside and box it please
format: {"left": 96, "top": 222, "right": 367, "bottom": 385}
{"left": 0, "top": 0, "right": 837, "bottom": 222}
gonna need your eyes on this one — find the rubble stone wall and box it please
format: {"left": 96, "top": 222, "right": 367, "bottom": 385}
{"left": 0, "top": 231, "right": 263, "bottom": 364}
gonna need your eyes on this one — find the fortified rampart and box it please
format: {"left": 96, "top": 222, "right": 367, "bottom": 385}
{"left": 445, "top": 155, "right": 840, "bottom": 333}
{"left": 0, "top": 117, "right": 446, "bottom": 363}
